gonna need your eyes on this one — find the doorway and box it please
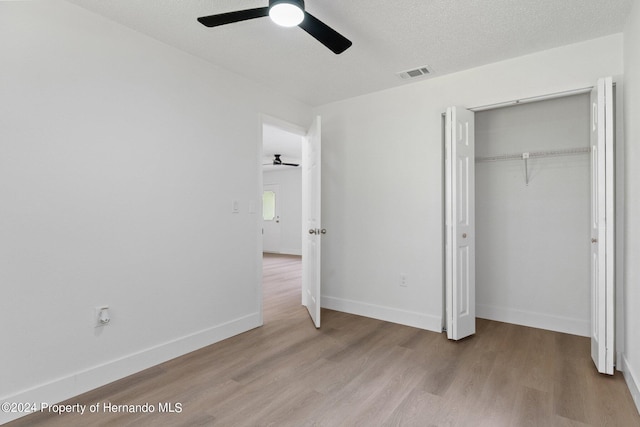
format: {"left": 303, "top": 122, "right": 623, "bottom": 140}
{"left": 474, "top": 93, "right": 591, "bottom": 336}
{"left": 262, "top": 122, "right": 303, "bottom": 257}
{"left": 260, "top": 115, "right": 324, "bottom": 328}
{"left": 260, "top": 117, "right": 304, "bottom": 326}
{"left": 444, "top": 79, "right": 617, "bottom": 374}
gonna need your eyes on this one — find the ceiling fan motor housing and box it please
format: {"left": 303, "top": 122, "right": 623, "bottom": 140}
{"left": 269, "top": 0, "right": 305, "bottom": 27}
{"left": 269, "top": 0, "right": 305, "bottom": 10}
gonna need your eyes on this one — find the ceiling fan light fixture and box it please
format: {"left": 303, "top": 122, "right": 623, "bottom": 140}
{"left": 269, "top": 0, "right": 305, "bottom": 27}
{"left": 197, "top": 0, "right": 351, "bottom": 54}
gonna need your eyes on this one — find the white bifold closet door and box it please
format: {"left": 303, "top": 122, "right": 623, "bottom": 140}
{"left": 445, "top": 106, "right": 476, "bottom": 341}
{"left": 590, "top": 77, "right": 615, "bottom": 375}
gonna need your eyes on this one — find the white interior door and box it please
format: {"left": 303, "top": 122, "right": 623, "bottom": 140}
{"left": 302, "top": 116, "right": 322, "bottom": 328}
{"left": 445, "top": 106, "right": 476, "bottom": 340}
{"left": 590, "top": 77, "right": 615, "bottom": 375}
{"left": 262, "top": 184, "right": 281, "bottom": 253}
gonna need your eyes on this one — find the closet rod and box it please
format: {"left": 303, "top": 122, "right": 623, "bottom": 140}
{"left": 469, "top": 87, "right": 593, "bottom": 112}
{"left": 441, "top": 83, "right": 616, "bottom": 116}
{"left": 476, "top": 146, "right": 591, "bottom": 163}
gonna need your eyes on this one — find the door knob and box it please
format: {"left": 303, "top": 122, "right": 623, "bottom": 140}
{"left": 592, "top": 238, "right": 598, "bottom": 243}
{"left": 462, "top": 233, "right": 467, "bottom": 238}
{"left": 309, "top": 229, "right": 317, "bottom": 235}
{"left": 321, "top": 229, "right": 327, "bottom": 235}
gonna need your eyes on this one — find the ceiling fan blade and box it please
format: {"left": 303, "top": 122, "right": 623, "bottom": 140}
{"left": 298, "top": 12, "right": 352, "bottom": 54}
{"left": 282, "top": 162, "right": 300, "bottom": 167}
{"left": 198, "top": 7, "right": 269, "bottom": 28}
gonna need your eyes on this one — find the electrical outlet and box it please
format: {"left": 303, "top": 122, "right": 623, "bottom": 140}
{"left": 400, "top": 274, "right": 408, "bottom": 287}
{"left": 94, "top": 306, "right": 111, "bottom": 328}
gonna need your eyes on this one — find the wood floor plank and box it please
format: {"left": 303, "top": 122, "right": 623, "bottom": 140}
{"left": 6, "top": 254, "right": 640, "bottom": 426}
{"left": 382, "top": 387, "right": 443, "bottom": 427}
{"left": 509, "top": 386, "right": 553, "bottom": 427}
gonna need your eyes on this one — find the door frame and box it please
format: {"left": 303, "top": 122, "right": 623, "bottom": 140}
{"left": 442, "top": 82, "right": 623, "bottom": 368}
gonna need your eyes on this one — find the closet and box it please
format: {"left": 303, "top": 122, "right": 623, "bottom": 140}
{"left": 474, "top": 94, "right": 591, "bottom": 337}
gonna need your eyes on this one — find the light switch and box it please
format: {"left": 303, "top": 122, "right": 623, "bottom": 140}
{"left": 232, "top": 200, "right": 240, "bottom": 213}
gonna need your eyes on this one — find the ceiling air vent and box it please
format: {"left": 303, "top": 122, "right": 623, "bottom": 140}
{"left": 396, "top": 65, "right": 433, "bottom": 80}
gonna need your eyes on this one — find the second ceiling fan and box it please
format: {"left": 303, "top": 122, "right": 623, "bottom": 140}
{"left": 197, "top": 0, "right": 352, "bottom": 54}
{"left": 264, "top": 154, "right": 299, "bottom": 167}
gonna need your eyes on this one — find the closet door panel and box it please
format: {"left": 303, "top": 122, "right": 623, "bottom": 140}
{"left": 445, "top": 106, "right": 475, "bottom": 341}
{"left": 590, "top": 77, "right": 614, "bottom": 375}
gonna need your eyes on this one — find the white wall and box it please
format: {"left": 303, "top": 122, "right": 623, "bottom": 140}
{"left": 0, "top": 1, "right": 311, "bottom": 423}
{"left": 263, "top": 168, "right": 303, "bottom": 255}
{"left": 475, "top": 94, "right": 591, "bottom": 336}
{"left": 316, "top": 35, "right": 623, "bottom": 332}
{"left": 623, "top": 1, "right": 640, "bottom": 412}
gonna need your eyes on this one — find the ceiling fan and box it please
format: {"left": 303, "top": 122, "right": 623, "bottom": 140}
{"left": 197, "top": 0, "right": 352, "bottom": 54}
{"left": 264, "top": 154, "right": 300, "bottom": 167}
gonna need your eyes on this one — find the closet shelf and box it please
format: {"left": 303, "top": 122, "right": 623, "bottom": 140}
{"left": 475, "top": 146, "right": 591, "bottom": 163}
{"left": 476, "top": 146, "right": 591, "bottom": 186}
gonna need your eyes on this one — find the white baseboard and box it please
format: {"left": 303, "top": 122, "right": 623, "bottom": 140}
{"left": 622, "top": 355, "right": 640, "bottom": 416}
{"left": 0, "top": 313, "right": 261, "bottom": 425}
{"left": 263, "top": 251, "right": 302, "bottom": 257}
{"left": 476, "top": 303, "right": 589, "bottom": 337}
{"left": 321, "top": 296, "right": 442, "bottom": 332}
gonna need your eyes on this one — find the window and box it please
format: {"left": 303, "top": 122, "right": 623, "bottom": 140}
{"left": 263, "top": 190, "right": 276, "bottom": 221}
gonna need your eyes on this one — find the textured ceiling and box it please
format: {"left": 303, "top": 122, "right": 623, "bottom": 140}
{"left": 66, "top": 0, "right": 632, "bottom": 106}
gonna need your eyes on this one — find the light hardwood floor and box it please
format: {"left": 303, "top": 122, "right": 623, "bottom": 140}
{"left": 8, "top": 253, "right": 640, "bottom": 426}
